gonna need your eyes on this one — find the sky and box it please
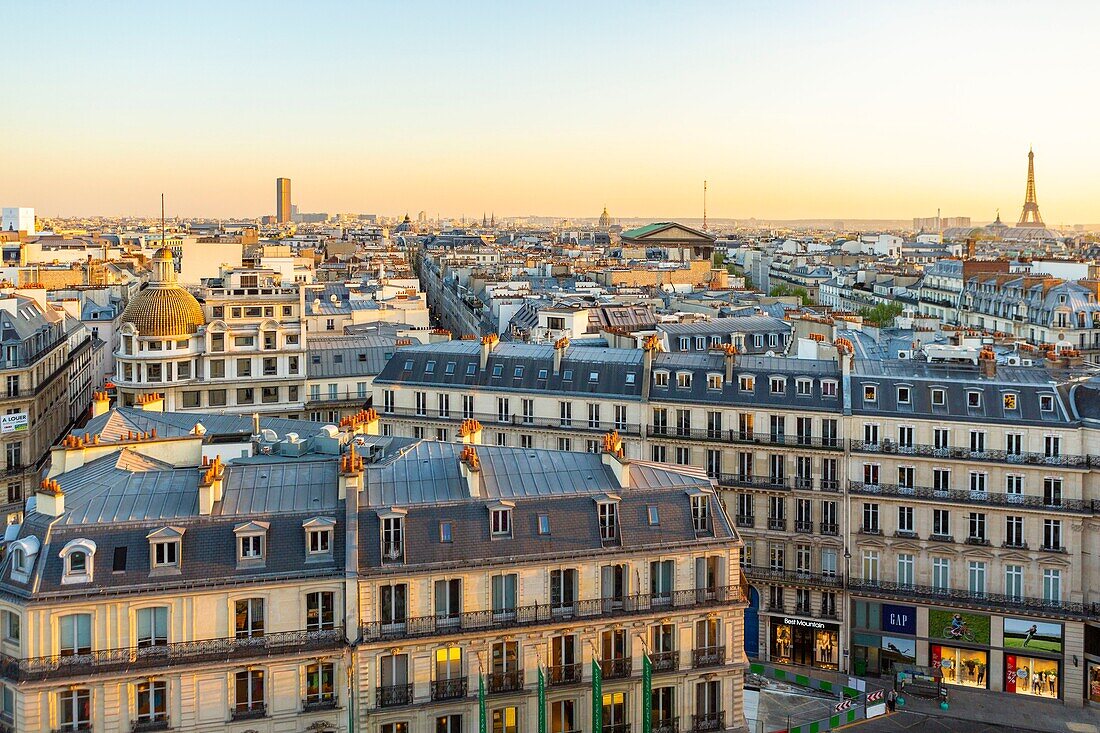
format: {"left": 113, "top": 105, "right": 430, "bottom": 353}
{"left": 3, "top": 1, "right": 1100, "bottom": 223}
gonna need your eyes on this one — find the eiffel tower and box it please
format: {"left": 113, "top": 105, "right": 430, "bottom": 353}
{"left": 1017, "top": 147, "right": 1044, "bottom": 227}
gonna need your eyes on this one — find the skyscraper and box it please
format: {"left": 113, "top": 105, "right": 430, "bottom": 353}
{"left": 276, "top": 177, "right": 291, "bottom": 224}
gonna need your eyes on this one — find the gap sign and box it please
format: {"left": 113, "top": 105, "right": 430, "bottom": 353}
{"left": 881, "top": 603, "right": 916, "bottom": 636}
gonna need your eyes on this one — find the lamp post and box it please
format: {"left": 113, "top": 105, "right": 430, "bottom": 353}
{"left": 843, "top": 548, "right": 852, "bottom": 677}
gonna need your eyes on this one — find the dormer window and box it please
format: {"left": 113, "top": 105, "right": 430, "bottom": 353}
{"left": 379, "top": 510, "right": 407, "bottom": 563}
{"left": 676, "top": 372, "right": 692, "bottom": 389}
{"left": 147, "top": 526, "right": 184, "bottom": 573}
{"left": 490, "top": 502, "right": 514, "bottom": 538}
{"left": 234, "top": 521, "right": 270, "bottom": 565}
{"left": 864, "top": 385, "right": 877, "bottom": 402}
{"left": 625, "top": 372, "right": 636, "bottom": 385}
{"left": 538, "top": 514, "right": 551, "bottom": 535}
{"left": 647, "top": 506, "right": 660, "bottom": 526}
{"left": 1003, "top": 393, "right": 1018, "bottom": 411}
{"left": 492, "top": 364, "right": 503, "bottom": 378}
{"left": 739, "top": 375, "right": 755, "bottom": 392}
{"left": 7, "top": 535, "right": 39, "bottom": 583}
{"left": 690, "top": 493, "right": 710, "bottom": 532}
{"left": 770, "top": 377, "right": 786, "bottom": 395}
{"left": 303, "top": 517, "right": 336, "bottom": 558}
{"left": 796, "top": 379, "right": 812, "bottom": 396}
{"left": 967, "top": 391, "right": 982, "bottom": 408}
{"left": 515, "top": 366, "right": 525, "bottom": 378}
{"left": 445, "top": 362, "right": 456, "bottom": 375}
{"left": 440, "top": 521, "right": 453, "bottom": 543}
{"left": 707, "top": 374, "right": 722, "bottom": 390}
{"left": 654, "top": 371, "right": 669, "bottom": 387}
{"left": 597, "top": 496, "right": 621, "bottom": 543}
{"left": 60, "top": 538, "right": 97, "bottom": 585}
{"left": 897, "top": 386, "right": 911, "bottom": 405}
{"left": 931, "top": 388, "right": 946, "bottom": 406}
{"left": 153, "top": 540, "right": 178, "bottom": 567}
{"left": 425, "top": 360, "right": 436, "bottom": 374}
{"left": 11, "top": 549, "right": 26, "bottom": 573}
{"left": 538, "top": 369, "right": 548, "bottom": 380}
{"left": 821, "top": 380, "right": 837, "bottom": 397}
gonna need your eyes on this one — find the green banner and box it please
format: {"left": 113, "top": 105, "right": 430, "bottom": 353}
{"left": 538, "top": 666, "right": 547, "bottom": 733}
{"left": 642, "top": 653, "right": 652, "bottom": 733}
{"left": 479, "top": 673, "right": 486, "bottom": 733}
{"left": 592, "top": 659, "right": 603, "bottom": 732}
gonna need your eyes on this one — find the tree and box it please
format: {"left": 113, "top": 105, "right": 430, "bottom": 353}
{"left": 858, "top": 302, "right": 904, "bottom": 327}
{"left": 769, "top": 285, "right": 811, "bottom": 306}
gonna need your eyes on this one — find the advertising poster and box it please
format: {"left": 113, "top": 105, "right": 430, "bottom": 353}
{"left": 1004, "top": 618, "right": 1062, "bottom": 654}
{"left": 928, "top": 609, "right": 991, "bottom": 645}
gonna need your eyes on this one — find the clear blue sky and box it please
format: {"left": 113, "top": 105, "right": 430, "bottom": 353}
{"left": 3, "top": 1, "right": 1099, "bottom": 223}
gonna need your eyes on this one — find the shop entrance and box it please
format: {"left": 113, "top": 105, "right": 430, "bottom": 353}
{"left": 791, "top": 625, "right": 814, "bottom": 666}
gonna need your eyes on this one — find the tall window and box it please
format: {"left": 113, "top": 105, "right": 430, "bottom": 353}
{"left": 234, "top": 669, "right": 265, "bottom": 715}
{"left": 897, "top": 506, "right": 913, "bottom": 534}
{"left": 380, "top": 583, "right": 408, "bottom": 630}
{"left": 135, "top": 680, "right": 168, "bottom": 725}
{"left": 234, "top": 598, "right": 264, "bottom": 639}
{"left": 307, "top": 591, "right": 335, "bottom": 631}
{"left": 932, "top": 558, "right": 950, "bottom": 592}
{"left": 58, "top": 689, "right": 91, "bottom": 731}
{"left": 305, "top": 662, "right": 336, "bottom": 706}
{"left": 861, "top": 551, "right": 879, "bottom": 582}
{"left": 1042, "top": 568, "right": 1062, "bottom": 602}
{"left": 968, "top": 561, "right": 987, "bottom": 596}
{"left": 650, "top": 560, "right": 674, "bottom": 600}
{"left": 59, "top": 614, "right": 92, "bottom": 656}
{"left": 598, "top": 502, "right": 618, "bottom": 542}
{"left": 382, "top": 517, "right": 403, "bottom": 560}
{"left": 550, "top": 569, "right": 577, "bottom": 612}
{"left": 897, "top": 554, "right": 914, "bottom": 587}
{"left": 136, "top": 607, "right": 168, "bottom": 647}
{"left": 1043, "top": 519, "right": 1062, "bottom": 550}
{"left": 1005, "top": 565, "right": 1023, "bottom": 600}
{"left": 491, "top": 574, "right": 518, "bottom": 619}
{"left": 434, "top": 579, "right": 462, "bottom": 622}
{"left": 1005, "top": 516, "right": 1024, "bottom": 547}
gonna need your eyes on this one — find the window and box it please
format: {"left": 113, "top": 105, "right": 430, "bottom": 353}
{"left": 380, "top": 584, "right": 408, "bottom": 629}
{"left": 897, "top": 386, "right": 911, "bottom": 404}
{"left": 1005, "top": 515, "right": 1024, "bottom": 547}
{"left": 135, "top": 679, "right": 167, "bottom": 726}
{"left": 796, "top": 378, "right": 812, "bottom": 396}
{"left": 152, "top": 539, "right": 178, "bottom": 568}
{"left": 61, "top": 539, "right": 96, "bottom": 583}
{"left": 234, "top": 669, "right": 265, "bottom": 715}
{"left": 933, "top": 509, "right": 951, "bottom": 538}
{"left": 598, "top": 501, "right": 618, "bottom": 542}
{"left": 136, "top": 606, "right": 168, "bottom": 647}
{"left": 1040, "top": 394, "right": 1054, "bottom": 412}
{"left": 739, "top": 375, "right": 754, "bottom": 392}
{"left": 492, "top": 574, "right": 517, "bottom": 618}
{"left": 234, "top": 598, "right": 264, "bottom": 638}
{"left": 492, "top": 706, "right": 518, "bottom": 733}
{"left": 897, "top": 506, "right": 913, "bottom": 534}
{"left": 305, "top": 661, "right": 336, "bottom": 707}
{"left": 1042, "top": 568, "right": 1062, "bottom": 602}
{"left": 968, "top": 561, "right": 987, "bottom": 596}
{"left": 968, "top": 512, "right": 987, "bottom": 542}
{"left": 382, "top": 516, "right": 404, "bottom": 561}
{"left": 861, "top": 550, "right": 879, "bottom": 582}
{"left": 932, "top": 558, "right": 950, "bottom": 591}
{"left": 491, "top": 507, "right": 512, "bottom": 538}
{"left": 434, "top": 579, "right": 462, "bottom": 620}
{"left": 967, "top": 390, "right": 982, "bottom": 408}
{"left": 691, "top": 494, "right": 709, "bottom": 532}
{"left": 654, "top": 371, "right": 669, "bottom": 387}
{"left": 864, "top": 385, "right": 877, "bottom": 402}
{"left": 862, "top": 503, "right": 879, "bottom": 533}
{"left": 551, "top": 700, "right": 576, "bottom": 733}
{"left": 676, "top": 372, "right": 692, "bottom": 389}
{"left": 239, "top": 535, "right": 263, "bottom": 561}
{"left": 770, "top": 377, "right": 785, "bottom": 394}
{"left": 647, "top": 505, "right": 660, "bottom": 526}
{"left": 550, "top": 569, "right": 577, "bottom": 611}
{"left": 1004, "top": 393, "right": 1018, "bottom": 411}
{"left": 58, "top": 689, "right": 91, "bottom": 731}
{"left": 440, "top": 521, "right": 453, "bottom": 543}
{"left": 1005, "top": 565, "right": 1023, "bottom": 600}
{"left": 1043, "top": 519, "right": 1062, "bottom": 550}
{"left": 650, "top": 559, "right": 674, "bottom": 598}
{"left": 60, "top": 613, "right": 92, "bottom": 655}
{"left": 307, "top": 591, "right": 335, "bottom": 631}
{"left": 821, "top": 380, "right": 837, "bottom": 397}
{"left": 897, "top": 554, "right": 914, "bottom": 587}
{"left": 307, "top": 523, "right": 333, "bottom": 555}
{"left": 1, "top": 610, "right": 19, "bottom": 644}
{"left": 624, "top": 372, "right": 636, "bottom": 384}
{"left": 707, "top": 374, "right": 722, "bottom": 390}
{"left": 931, "top": 388, "right": 946, "bottom": 406}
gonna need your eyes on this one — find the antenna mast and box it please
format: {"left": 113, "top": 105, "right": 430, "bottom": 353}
{"left": 703, "top": 180, "right": 708, "bottom": 231}
{"left": 160, "top": 193, "right": 166, "bottom": 247}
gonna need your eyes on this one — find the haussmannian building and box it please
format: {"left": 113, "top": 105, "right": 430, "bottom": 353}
{"left": 371, "top": 335, "right": 1100, "bottom": 707}
{"left": 0, "top": 410, "right": 748, "bottom": 732}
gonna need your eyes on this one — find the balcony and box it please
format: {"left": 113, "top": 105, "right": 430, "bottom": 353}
{"left": 602, "top": 657, "right": 632, "bottom": 679}
{"left": 603, "top": 724, "right": 631, "bottom": 733}
{"left": 794, "top": 520, "right": 814, "bottom": 534}
{"left": 1003, "top": 541, "right": 1028, "bottom": 550}
{"left": 302, "top": 696, "right": 337, "bottom": 712}
{"left": 381, "top": 406, "right": 642, "bottom": 436}
{"left": 1040, "top": 544, "right": 1067, "bottom": 553}
{"left": 361, "top": 586, "right": 745, "bottom": 643}
{"left": 51, "top": 727, "right": 91, "bottom": 733}
{"left": 548, "top": 663, "right": 582, "bottom": 686}
{"left": 848, "top": 481, "right": 1096, "bottom": 514}
{"left": 848, "top": 440, "right": 1091, "bottom": 469}
{"left": 431, "top": 678, "right": 468, "bottom": 701}
{"left": 487, "top": 670, "right": 524, "bottom": 694}
{"left": 650, "top": 650, "right": 678, "bottom": 673}
{"left": 376, "top": 683, "right": 413, "bottom": 707}
{"left": 231, "top": 704, "right": 267, "bottom": 721}
{"left": 819, "top": 479, "right": 841, "bottom": 492}
{"left": 849, "top": 578, "right": 1100, "bottom": 620}
{"left": 716, "top": 474, "right": 790, "bottom": 492}
{"left": 691, "top": 646, "right": 725, "bottom": 668}
{"left": 131, "top": 717, "right": 169, "bottom": 733}
{"left": 0, "top": 627, "right": 343, "bottom": 683}
{"left": 895, "top": 530, "right": 918, "bottom": 539}
{"left": 742, "top": 565, "right": 843, "bottom": 588}
{"left": 653, "top": 717, "right": 680, "bottom": 733}
{"left": 649, "top": 427, "right": 842, "bottom": 451}
{"left": 859, "top": 525, "right": 882, "bottom": 536}
{"left": 767, "top": 517, "right": 787, "bottom": 531}
{"left": 794, "top": 477, "right": 814, "bottom": 490}
{"left": 735, "top": 515, "right": 755, "bottom": 528}
{"left": 692, "top": 711, "right": 725, "bottom": 732}
{"left": 965, "top": 536, "right": 991, "bottom": 547}
{"left": 819, "top": 522, "right": 839, "bottom": 536}
{"left": 929, "top": 533, "right": 953, "bottom": 543}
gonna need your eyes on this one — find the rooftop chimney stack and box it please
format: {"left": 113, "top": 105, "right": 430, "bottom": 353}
{"left": 641, "top": 335, "right": 661, "bottom": 400}
{"left": 979, "top": 347, "right": 997, "bottom": 378}
{"left": 553, "top": 336, "right": 569, "bottom": 374}
{"left": 480, "top": 334, "right": 499, "bottom": 371}
{"left": 723, "top": 344, "right": 738, "bottom": 385}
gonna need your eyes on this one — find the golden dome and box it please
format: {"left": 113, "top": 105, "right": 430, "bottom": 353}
{"left": 120, "top": 247, "right": 206, "bottom": 337}
{"left": 121, "top": 286, "right": 206, "bottom": 337}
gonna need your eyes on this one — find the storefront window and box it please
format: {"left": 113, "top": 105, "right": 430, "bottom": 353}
{"left": 815, "top": 629, "right": 838, "bottom": 669}
{"left": 1089, "top": 663, "right": 1100, "bottom": 704}
{"left": 931, "top": 645, "right": 988, "bottom": 689}
{"left": 771, "top": 619, "right": 839, "bottom": 670}
{"left": 771, "top": 623, "right": 792, "bottom": 664}
{"left": 1005, "top": 655, "right": 1059, "bottom": 698}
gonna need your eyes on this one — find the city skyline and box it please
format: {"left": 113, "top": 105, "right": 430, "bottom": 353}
{"left": 4, "top": 2, "right": 1100, "bottom": 223}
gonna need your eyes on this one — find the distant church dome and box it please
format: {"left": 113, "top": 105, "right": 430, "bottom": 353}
{"left": 120, "top": 247, "right": 206, "bottom": 337}
{"left": 599, "top": 206, "right": 611, "bottom": 229}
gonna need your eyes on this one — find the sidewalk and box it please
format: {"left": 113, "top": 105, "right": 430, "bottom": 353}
{"left": 895, "top": 683, "right": 1099, "bottom": 733}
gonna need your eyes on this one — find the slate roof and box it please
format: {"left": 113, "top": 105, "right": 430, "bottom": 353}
{"left": 306, "top": 334, "right": 397, "bottom": 379}
{"left": 75, "top": 409, "right": 329, "bottom": 442}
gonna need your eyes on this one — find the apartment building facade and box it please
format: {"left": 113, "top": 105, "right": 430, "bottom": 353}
{"left": 0, "top": 414, "right": 748, "bottom": 732}
{"left": 372, "top": 337, "right": 1100, "bottom": 706}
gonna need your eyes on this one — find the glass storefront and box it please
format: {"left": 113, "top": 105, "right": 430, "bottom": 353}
{"left": 931, "top": 645, "right": 988, "bottom": 689}
{"left": 1004, "top": 655, "right": 1059, "bottom": 698}
{"left": 770, "top": 618, "right": 839, "bottom": 670}
{"left": 1089, "top": 662, "right": 1100, "bottom": 704}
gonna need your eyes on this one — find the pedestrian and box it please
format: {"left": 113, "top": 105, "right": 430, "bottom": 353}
{"left": 887, "top": 688, "right": 898, "bottom": 713}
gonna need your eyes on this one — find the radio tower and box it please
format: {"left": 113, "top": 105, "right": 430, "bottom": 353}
{"left": 1017, "top": 147, "right": 1044, "bottom": 227}
{"left": 702, "top": 180, "right": 708, "bottom": 231}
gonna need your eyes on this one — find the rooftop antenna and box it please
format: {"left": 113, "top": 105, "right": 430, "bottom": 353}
{"left": 160, "top": 193, "right": 166, "bottom": 248}
{"left": 703, "top": 180, "right": 708, "bottom": 231}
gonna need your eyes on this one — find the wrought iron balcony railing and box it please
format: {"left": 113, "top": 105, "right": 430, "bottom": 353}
{"left": 691, "top": 646, "right": 725, "bottom": 668}
{"left": 654, "top": 717, "right": 679, "bottom": 733}
{"left": 848, "top": 440, "right": 1091, "bottom": 469}
{"left": 431, "top": 678, "right": 468, "bottom": 701}
{"left": 487, "top": 670, "right": 524, "bottom": 694}
{"left": 650, "top": 650, "right": 678, "bottom": 673}
{"left": 381, "top": 406, "right": 641, "bottom": 436}
{"left": 602, "top": 724, "right": 631, "bottom": 733}
{"left": 849, "top": 579, "right": 1100, "bottom": 620}
{"left": 848, "top": 481, "right": 1096, "bottom": 514}
{"left": 130, "top": 717, "right": 169, "bottom": 733}
{"left": 742, "top": 565, "right": 843, "bottom": 588}
{"left": 648, "top": 427, "right": 842, "bottom": 451}
{"left": 361, "top": 586, "right": 745, "bottom": 642}
{"left": 302, "top": 696, "right": 337, "bottom": 712}
{"left": 231, "top": 704, "right": 266, "bottom": 721}
{"left": 0, "top": 627, "right": 343, "bottom": 683}
{"left": 376, "top": 683, "right": 413, "bottom": 708}
{"left": 602, "top": 657, "right": 632, "bottom": 679}
{"left": 692, "top": 711, "right": 725, "bottom": 732}
{"left": 547, "top": 663, "right": 583, "bottom": 686}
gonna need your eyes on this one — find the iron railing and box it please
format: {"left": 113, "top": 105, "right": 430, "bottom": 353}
{"left": 767, "top": 517, "right": 787, "bottom": 531}
{"left": 431, "top": 678, "right": 468, "bottom": 701}
{"left": 487, "top": 670, "right": 523, "bottom": 694}
{"left": 692, "top": 712, "right": 725, "bottom": 732}
{"left": 131, "top": 718, "right": 169, "bottom": 733}
{"left": 648, "top": 427, "right": 842, "bottom": 451}
{"left": 361, "top": 586, "right": 744, "bottom": 642}
{"left": 716, "top": 474, "right": 790, "bottom": 491}
{"left": 654, "top": 717, "right": 680, "bottom": 733}
{"left": 819, "top": 522, "right": 839, "bottom": 535}
{"left": 849, "top": 579, "right": 1100, "bottom": 619}
{"left": 848, "top": 440, "right": 1090, "bottom": 468}
{"left": 231, "top": 704, "right": 266, "bottom": 721}
{"left": 742, "top": 566, "right": 843, "bottom": 588}
{"left": 794, "top": 520, "right": 814, "bottom": 534}
{"left": 691, "top": 646, "right": 725, "bottom": 668}
{"left": 650, "top": 650, "right": 678, "bottom": 673}
{"left": 376, "top": 683, "right": 413, "bottom": 708}
{"left": 547, "top": 663, "right": 583, "bottom": 686}
{"left": 848, "top": 481, "right": 1096, "bottom": 514}
{"left": 0, "top": 627, "right": 343, "bottom": 683}
{"left": 602, "top": 724, "right": 631, "bottom": 733}
{"left": 735, "top": 515, "right": 755, "bottom": 528}
{"left": 302, "top": 697, "right": 337, "bottom": 712}
{"left": 382, "top": 407, "right": 642, "bottom": 436}
{"left": 602, "top": 657, "right": 632, "bottom": 679}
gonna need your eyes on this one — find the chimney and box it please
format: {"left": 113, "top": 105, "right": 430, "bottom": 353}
{"left": 338, "top": 444, "right": 365, "bottom": 501}
{"left": 553, "top": 336, "right": 569, "bottom": 374}
{"left": 90, "top": 391, "right": 111, "bottom": 418}
{"left": 458, "top": 418, "right": 483, "bottom": 445}
{"left": 979, "top": 347, "right": 997, "bottom": 378}
{"left": 834, "top": 338, "right": 853, "bottom": 377}
{"left": 459, "top": 445, "right": 482, "bottom": 498}
{"left": 723, "top": 344, "right": 738, "bottom": 385}
{"left": 480, "top": 334, "right": 499, "bottom": 371}
{"left": 641, "top": 334, "right": 660, "bottom": 400}
{"left": 135, "top": 392, "right": 164, "bottom": 412}
{"left": 340, "top": 408, "right": 380, "bottom": 437}
{"left": 197, "top": 456, "right": 225, "bottom": 515}
{"left": 600, "top": 431, "right": 630, "bottom": 488}
{"left": 35, "top": 479, "right": 65, "bottom": 517}
{"left": 965, "top": 238, "right": 976, "bottom": 260}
